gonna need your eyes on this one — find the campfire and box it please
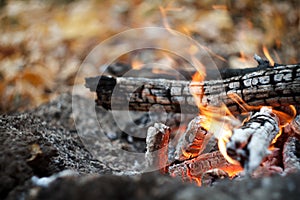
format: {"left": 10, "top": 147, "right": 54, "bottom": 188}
{"left": 85, "top": 55, "right": 300, "bottom": 186}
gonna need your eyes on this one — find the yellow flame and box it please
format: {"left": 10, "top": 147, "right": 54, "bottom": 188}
{"left": 190, "top": 71, "right": 241, "bottom": 168}
{"left": 217, "top": 128, "right": 239, "bottom": 165}
{"left": 262, "top": 45, "right": 275, "bottom": 66}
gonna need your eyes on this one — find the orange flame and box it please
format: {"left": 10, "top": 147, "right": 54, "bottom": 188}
{"left": 262, "top": 45, "right": 275, "bottom": 66}
{"left": 212, "top": 5, "right": 228, "bottom": 10}
{"left": 190, "top": 68, "right": 243, "bottom": 177}
{"left": 219, "top": 165, "right": 243, "bottom": 177}
{"left": 239, "top": 51, "right": 247, "bottom": 62}
{"left": 131, "top": 59, "right": 143, "bottom": 70}
{"left": 159, "top": 2, "right": 184, "bottom": 35}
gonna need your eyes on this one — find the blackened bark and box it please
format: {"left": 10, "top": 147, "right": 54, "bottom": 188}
{"left": 86, "top": 64, "right": 300, "bottom": 114}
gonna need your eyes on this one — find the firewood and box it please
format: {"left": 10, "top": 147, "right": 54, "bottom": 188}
{"left": 173, "top": 116, "right": 214, "bottom": 161}
{"left": 226, "top": 107, "right": 280, "bottom": 173}
{"left": 145, "top": 123, "right": 170, "bottom": 169}
{"left": 86, "top": 64, "right": 300, "bottom": 114}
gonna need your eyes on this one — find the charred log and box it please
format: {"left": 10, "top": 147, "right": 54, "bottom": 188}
{"left": 86, "top": 64, "right": 300, "bottom": 114}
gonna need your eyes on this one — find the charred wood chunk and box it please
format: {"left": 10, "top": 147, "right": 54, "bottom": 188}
{"left": 226, "top": 107, "right": 279, "bottom": 173}
{"left": 173, "top": 116, "right": 214, "bottom": 161}
{"left": 145, "top": 123, "right": 170, "bottom": 169}
{"left": 283, "top": 136, "right": 300, "bottom": 174}
{"left": 168, "top": 151, "right": 232, "bottom": 180}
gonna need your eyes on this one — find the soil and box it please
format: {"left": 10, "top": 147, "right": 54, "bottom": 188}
{"left": 1, "top": 93, "right": 300, "bottom": 200}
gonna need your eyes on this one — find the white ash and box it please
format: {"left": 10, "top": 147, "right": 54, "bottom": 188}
{"left": 226, "top": 107, "right": 279, "bottom": 173}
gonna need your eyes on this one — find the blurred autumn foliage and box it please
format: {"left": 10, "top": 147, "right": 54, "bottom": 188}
{"left": 0, "top": 0, "right": 299, "bottom": 113}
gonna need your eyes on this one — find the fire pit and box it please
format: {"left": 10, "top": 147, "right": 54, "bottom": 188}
{"left": 86, "top": 55, "right": 300, "bottom": 186}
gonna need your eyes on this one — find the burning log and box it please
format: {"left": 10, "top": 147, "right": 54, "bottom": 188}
{"left": 226, "top": 107, "right": 280, "bottom": 173}
{"left": 86, "top": 64, "right": 300, "bottom": 114}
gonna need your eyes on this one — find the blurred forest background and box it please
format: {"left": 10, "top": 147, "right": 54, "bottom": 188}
{"left": 0, "top": 0, "right": 299, "bottom": 114}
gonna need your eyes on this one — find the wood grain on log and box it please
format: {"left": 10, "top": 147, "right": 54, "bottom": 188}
{"left": 86, "top": 64, "right": 300, "bottom": 114}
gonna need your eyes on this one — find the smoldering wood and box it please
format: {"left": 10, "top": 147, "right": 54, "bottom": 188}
{"left": 226, "top": 107, "right": 280, "bottom": 173}
{"left": 86, "top": 64, "right": 300, "bottom": 114}
{"left": 283, "top": 135, "right": 300, "bottom": 174}
{"left": 145, "top": 123, "right": 170, "bottom": 169}
{"left": 168, "top": 151, "right": 233, "bottom": 179}
{"left": 173, "top": 116, "right": 214, "bottom": 162}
